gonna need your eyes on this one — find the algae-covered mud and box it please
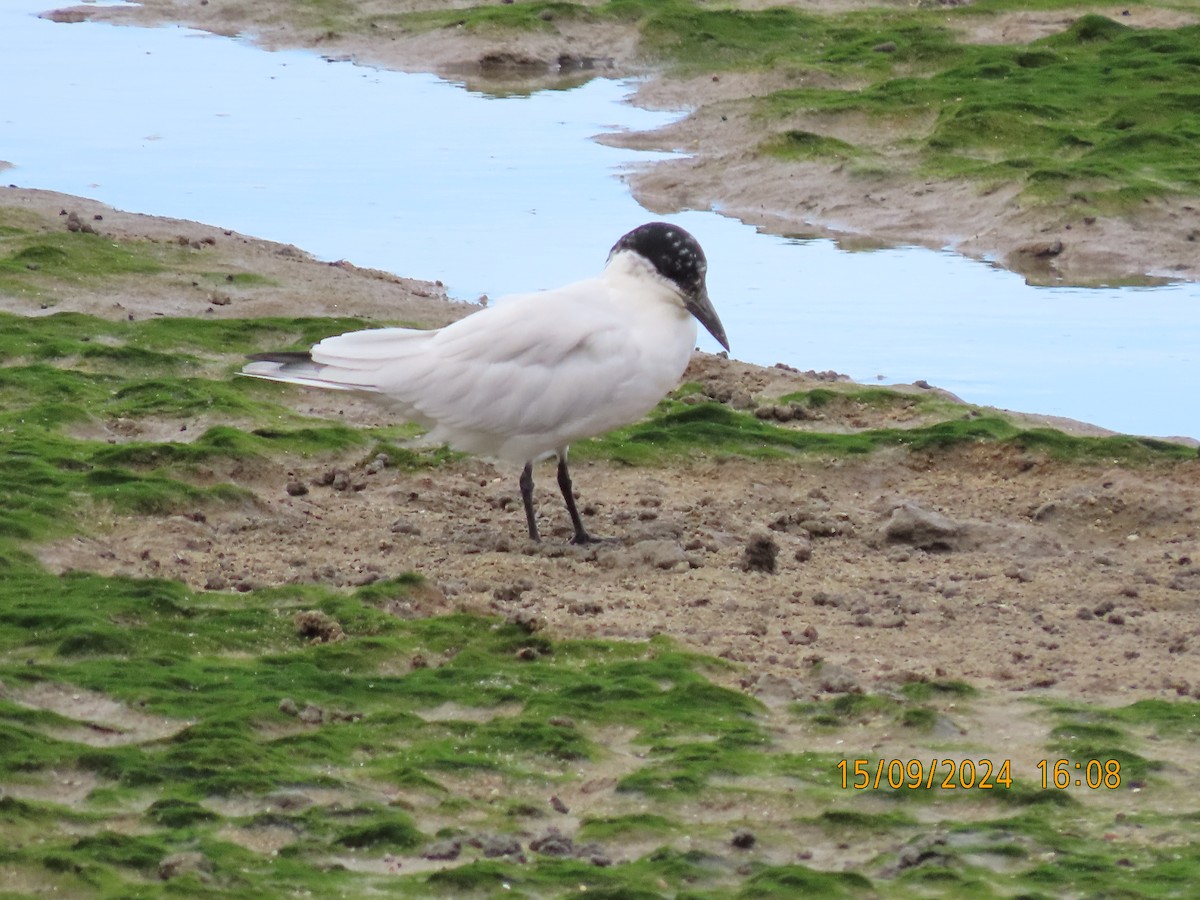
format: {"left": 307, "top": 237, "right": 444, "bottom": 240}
{"left": 3, "top": 189, "right": 1200, "bottom": 896}
{"left": 4, "top": 0, "right": 1200, "bottom": 895}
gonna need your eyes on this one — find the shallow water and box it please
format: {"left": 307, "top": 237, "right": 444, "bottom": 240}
{"left": 2, "top": 1, "right": 1197, "bottom": 438}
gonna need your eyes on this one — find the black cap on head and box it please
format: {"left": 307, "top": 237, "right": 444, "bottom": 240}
{"left": 609, "top": 222, "right": 729, "bottom": 351}
{"left": 609, "top": 221, "right": 707, "bottom": 300}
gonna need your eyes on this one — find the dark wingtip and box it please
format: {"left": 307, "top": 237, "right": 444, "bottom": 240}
{"left": 245, "top": 351, "right": 313, "bottom": 364}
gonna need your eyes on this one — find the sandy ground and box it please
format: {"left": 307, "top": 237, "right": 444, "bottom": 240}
{"left": 5, "top": 186, "right": 1197, "bottom": 709}
{"left": 56, "top": 0, "right": 1200, "bottom": 287}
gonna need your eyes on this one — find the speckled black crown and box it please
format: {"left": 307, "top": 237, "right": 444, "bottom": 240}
{"left": 610, "top": 222, "right": 707, "bottom": 297}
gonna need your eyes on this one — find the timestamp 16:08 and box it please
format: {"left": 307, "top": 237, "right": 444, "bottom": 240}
{"left": 836, "top": 758, "right": 1122, "bottom": 791}
{"left": 1038, "top": 758, "right": 1122, "bottom": 790}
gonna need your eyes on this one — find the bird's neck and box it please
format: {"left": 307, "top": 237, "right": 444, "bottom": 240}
{"left": 601, "top": 252, "right": 685, "bottom": 311}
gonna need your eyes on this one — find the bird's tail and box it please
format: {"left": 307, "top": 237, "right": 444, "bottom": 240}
{"left": 241, "top": 351, "right": 372, "bottom": 392}
{"left": 241, "top": 327, "right": 438, "bottom": 393}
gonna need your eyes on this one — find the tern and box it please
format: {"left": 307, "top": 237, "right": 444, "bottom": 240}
{"left": 242, "top": 221, "right": 728, "bottom": 544}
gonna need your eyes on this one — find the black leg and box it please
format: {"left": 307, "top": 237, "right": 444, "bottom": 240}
{"left": 519, "top": 461, "right": 539, "bottom": 541}
{"left": 556, "top": 453, "right": 593, "bottom": 545}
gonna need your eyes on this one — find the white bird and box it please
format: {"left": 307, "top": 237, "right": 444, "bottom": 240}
{"left": 242, "top": 221, "right": 728, "bottom": 544}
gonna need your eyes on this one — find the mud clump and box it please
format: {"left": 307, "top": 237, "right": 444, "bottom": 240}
{"left": 294, "top": 610, "right": 345, "bottom": 644}
{"left": 879, "top": 502, "right": 961, "bottom": 551}
{"left": 741, "top": 533, "right": 779, "bottom": 573}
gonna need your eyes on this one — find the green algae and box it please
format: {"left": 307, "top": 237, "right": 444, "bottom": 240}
{"left": 777, "top": 386, "right": 953, "bottom": 415}
{"left": 738, "top": 864, "right": 874, "bottom": 897}
{"left": 792, "top": 679, "right": 977, "bottom": 739}
{"left": 0, "top": 563, "right": 820, "bottom": 896}
{"left": 0, "top": 310, "right": 373, "bottom": 364}
{"left": 333, "top": 814, "right": 424, "bottom": 850}
{"left": 581, "top": 399, "right": 1192, "bottom": 466}
{"left": 0, "top": 311, "right": 453, "bottom": 546}
{"left": 0, "top": 568, "right": 769, "bottom": 792}
{"left": 372, "top": 1, "right": 1199, "bottom": 208}
{"left": 900, "top": 679, "right": 978, "bottom": 702}
{"left": 3, "top": 528, "right": 1200, "bottom": 895}
{"left": 816, "top": 808, "right": 918, "bottom": 832}
{"left": 394, "top": 0, "right": 593, "bottom": 35}
{"left": 0, "top": 232, "right": 164, "bottom": 299}
{"left": 753, "top": 11, "right": 1200, "bottom": 206}
{"left": 762, "top": 129, "right": 867, "bottom": 163}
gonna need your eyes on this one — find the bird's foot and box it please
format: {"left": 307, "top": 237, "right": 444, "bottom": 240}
{"left": 569, "top": 531, "right": 618, "bottom": 546}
